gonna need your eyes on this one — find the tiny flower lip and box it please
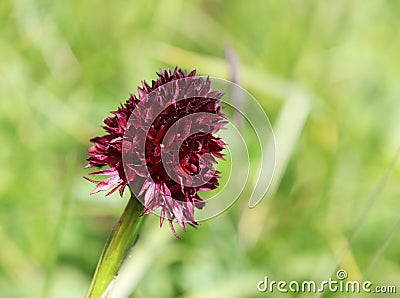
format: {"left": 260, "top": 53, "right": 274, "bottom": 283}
{"left": 86, "top": 67, "right": 226, "bottom": 238}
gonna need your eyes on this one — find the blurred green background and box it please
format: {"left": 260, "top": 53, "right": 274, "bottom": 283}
{"left": 1, "top": 0, "right": 400, "bottom": 297}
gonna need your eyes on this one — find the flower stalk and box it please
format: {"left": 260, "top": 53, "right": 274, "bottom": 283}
{"left": 86, "top": 193, "right": 143, "bottom": 298}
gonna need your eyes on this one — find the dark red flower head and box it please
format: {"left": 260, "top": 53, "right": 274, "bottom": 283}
{"left": 86, "top": 68, "right": 226, "bottom": 237}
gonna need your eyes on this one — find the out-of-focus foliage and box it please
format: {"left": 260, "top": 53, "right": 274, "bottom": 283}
{"left": 0, "top": 0, "right": 399, "bottom": 297}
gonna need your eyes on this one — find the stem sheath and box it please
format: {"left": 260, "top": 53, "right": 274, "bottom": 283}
{"left": 86, "top": 193, "right": 143, "bottom": 298}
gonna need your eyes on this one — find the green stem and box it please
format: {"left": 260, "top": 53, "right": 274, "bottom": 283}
{"left": 86, "top": 193, "right": 144, "bottom": 298}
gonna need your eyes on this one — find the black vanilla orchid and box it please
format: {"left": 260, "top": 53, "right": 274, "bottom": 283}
{"left": 86, "top": 68, "right": 226, "bottom": 237}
